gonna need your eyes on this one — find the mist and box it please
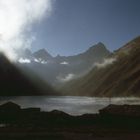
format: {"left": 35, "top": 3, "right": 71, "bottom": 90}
{"left": 0, "top": 0, "right": 52, "bottom": 61}
{"left": 57, "top": 73, "right": 75, "bottom": 83}
{"left": 94, "top": 58, "right": 116, "bottom": 68}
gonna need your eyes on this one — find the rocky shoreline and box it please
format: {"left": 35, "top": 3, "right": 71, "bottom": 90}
{"left": 0, "top": 102, "right": 140, "bottom": 140}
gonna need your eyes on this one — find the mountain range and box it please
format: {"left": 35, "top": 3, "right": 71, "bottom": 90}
{"left": 60, "top": 36, "right": 140, "bottom": 97}
{"left": 18, "top": 42, "right": 110, "bottom": 86}
{"left": 0, "top": 36, "right": 139, "bottom": 96}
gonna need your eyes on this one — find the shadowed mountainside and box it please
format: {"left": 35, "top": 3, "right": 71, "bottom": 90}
{"left": 60, "top": 36, "right": 140, "bottom": 97}
{"left": 0, "top": 53, "right": 57, "bottom": 96}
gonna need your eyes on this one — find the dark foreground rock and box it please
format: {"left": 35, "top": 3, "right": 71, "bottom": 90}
{"left": 0, "top": 102, "right": 140, "bottom": 140}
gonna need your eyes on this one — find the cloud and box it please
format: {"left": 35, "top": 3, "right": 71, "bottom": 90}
{"left": 94, "top": 58, "right": 116, "bottom": 68}
{"left": 18, "top": 58, "right": 31, "bottom": 63}
{"left": 60, "top": 61, "right": 69, "bottom": 65}
{"left": 41, "top": 60, "right": 47, "bottom": 64}
{"left": 57, "top": 74, "right": 75, "bottom": 82}
{"left": 0, "top": 0, "right": 52, "bottom": 61}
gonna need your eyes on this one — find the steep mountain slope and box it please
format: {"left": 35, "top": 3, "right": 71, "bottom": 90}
{"left": 0, "top": 54, "right": 57, "bottom": 96}
{"left": 60, "top": 36, "right": 140, "bottom": 97}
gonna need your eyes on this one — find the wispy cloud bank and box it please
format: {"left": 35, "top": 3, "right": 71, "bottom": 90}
{"left": 0, "top": 0, "right": 52, "bottom": 61}
{"left": 57, "top": 74, "right": 75, "bottom": 82}
{"left": 95, "top": 58, "right": 116, "bottom": 68}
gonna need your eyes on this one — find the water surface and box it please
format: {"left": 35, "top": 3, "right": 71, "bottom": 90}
{"left": 0, "top": 96, "right": 140, "bottom": 115}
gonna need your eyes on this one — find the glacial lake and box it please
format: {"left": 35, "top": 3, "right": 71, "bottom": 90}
{"left": 0, "top": 96, "right": 140, "bottom": 115}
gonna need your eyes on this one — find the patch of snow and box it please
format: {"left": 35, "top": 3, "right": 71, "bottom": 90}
{"left": 60, "top": 61, "right": 69, "bottom": 65}
{"left": 18, "top": 58, "right": 31, "bottom": 63}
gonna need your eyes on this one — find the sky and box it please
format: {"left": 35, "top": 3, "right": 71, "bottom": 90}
{"left": 0, "top": 0, "right": 140, "bottom": 60}
{"left": 0, "top": 0, "right": 52, "bottom": 60}
{"left": 31, "top": 0, "right": 140, "bottom": 56}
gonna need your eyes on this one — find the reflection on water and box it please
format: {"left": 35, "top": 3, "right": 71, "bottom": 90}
{"left": 0, "top": 96, "right": 140, "bottom": 115}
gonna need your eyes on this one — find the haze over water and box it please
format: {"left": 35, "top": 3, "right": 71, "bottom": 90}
{"left": 0, "top": 96, "right": 140, "bottom": 115}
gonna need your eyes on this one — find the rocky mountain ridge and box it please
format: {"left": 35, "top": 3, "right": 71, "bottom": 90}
{"left": 18, "top": 42, "right": 111, "bottom": 85}
{"left": 60, "top": 36, "right": 140, "bottom": 97}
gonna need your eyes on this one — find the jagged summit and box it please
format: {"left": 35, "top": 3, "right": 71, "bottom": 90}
{"left": 86, "top": 42, "right": 110, "bottom": 55}
{"left": 33, "top": 49, "right": 52, "bottom": 60}
{"left": 89, "top": 42, "right": 107, "bottom": 50}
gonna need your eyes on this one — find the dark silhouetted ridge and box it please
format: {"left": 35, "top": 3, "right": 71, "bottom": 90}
{"left": 0, "top": 53, "right": 56, "bottom": 96}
